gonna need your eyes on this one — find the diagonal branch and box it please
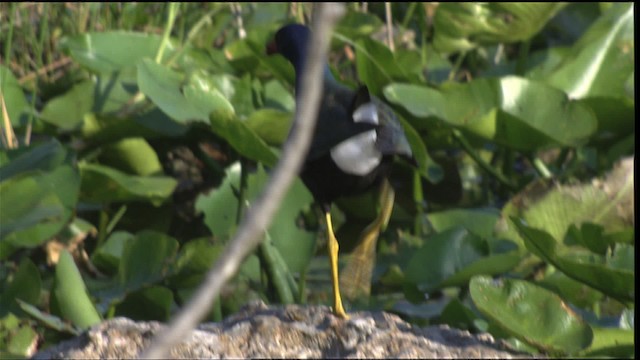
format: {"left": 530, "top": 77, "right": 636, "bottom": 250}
{"left": 138, "top": 3, "right": 345, "bottom": 358}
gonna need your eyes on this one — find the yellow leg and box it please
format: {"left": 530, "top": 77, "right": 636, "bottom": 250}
{"left": 340, "top": 179, "right": 395, "bottom": 300}
{"left": 325, "top": 211, "right": 349, "bottom": 319}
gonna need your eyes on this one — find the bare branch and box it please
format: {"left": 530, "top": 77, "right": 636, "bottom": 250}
{"left": 138, "top": 3, "right": 346, "bottom": 358}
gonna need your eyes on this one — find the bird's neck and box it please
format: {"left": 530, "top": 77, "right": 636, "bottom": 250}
{"left": 292, "top": 60, "right": 337, "bottom": 94}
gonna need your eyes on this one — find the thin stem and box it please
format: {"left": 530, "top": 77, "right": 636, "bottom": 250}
{"left": 401, "top": 2, "right": 417, "bottom": 29}
{"left": 452, "top": 130, "right": 517, "bottom": 190}
{"left": 412, "top": 169, "right": 425, "bottom": 236}
{"left": 449, "top": 51, "right": 466, "bottom": 81}
{"left": 155, "top": 2, "right": 179, "bottom": 64}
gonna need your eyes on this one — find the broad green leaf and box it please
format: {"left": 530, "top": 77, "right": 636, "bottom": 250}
{"left": 427, "top": 208, "right": 500, "bottom": 239}
{"left": 5, "top": 322, "right": 38, "bottom": 357}
{"left": 384, "top": 77, "right": 597, "bottom": 150}
{"left": 91, "top": 231, "right": 133, "bottom": 274}
{"left": 438, "top": 298, "right": 479, "bottom": 331}
{"left": 208, "top": 110, "right": 279, "bottom": 167}
{"left": 137, "top": 59, "right": 209, "bottom": 123}
{"left": 60, "top": 31, "right": 170, "bottom": 75}
{"left": 118, "top": 231, "right": 179, "bottom": 292}
{"left": 98, "top": 138, "right": 162, "bottom": 176}
{"left": 584, "top": 326, "right": 635, "bottom": 358}
{"left": 182, "top": 71, "right": 235, "bottom": 119}
{"left": 514, "top": 220, "right": 634, "bottom": 303}
{"left": 0, "top": 66, "right": 28, "bottom": 127}
{"left": 79, "top": 163, "right": 176, "bottom": 205}
{"left": 497, "top": 157, "right": 634, "bottom": 247}
{"left": 0, "top": 139, "right": 68, "bottom": 182}
{"left": 39, "top": 81, "right": 94, "bottom": 130}
{"left": 259, "top": 234, "right": 296, "bottom": 304}
{"left": 398, "top": 116, "right": 443, "bottom": 183}
{"left": 579, "top": 97, "right": 634, "bottom": 148}
{"left": 81, "top": 110, "right": 188, "bottom": 146}
{"left": 0, "top": 259, "right": 41, "bottom": 317}
{"left": 353, "top": 37, "right": 411, "bottom": 96}
{"left": 0, "top": 165, "right": 80, "bottom": 251}
{"left": 262, "top": 79, "right": 295, "bottom": 113}
{"left": 470, "top": 276, "right": 593, "bottom": 354}
{"left": 335, "top": 10, "right": 385, "bottom": 39}
{"left": 115, "top": 286, "right": 173, "bottom": 321}
{"left": 405, "top": 227, "right": 519, "bottom": 291}
{"left": 545, "top": 3, "right": 634, "bottom": 99}
{"left": 538, "top": 269, "right": 604, "bottom": 309}
{"left": 53, "top": 250, "right": 102, "bottom": 329}
{"left": 171, "top": 238, "right": 225, "bottom": 276}
{"left": 433, "top": 3, "right": 566, "bottom": 54}
{"left": 245, "top": 108, "right": 293, "bottom": 146}
{"left": 196, "top": 163, "right": 315, "bottom": 273}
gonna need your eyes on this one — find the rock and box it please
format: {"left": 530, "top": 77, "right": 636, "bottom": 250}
{"left": 34, "top": 301, "right": 533, "bottom": 359}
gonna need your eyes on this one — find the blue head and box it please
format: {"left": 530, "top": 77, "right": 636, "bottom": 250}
{"left": 267, "top": 24, "right": 334, "bottom": 91}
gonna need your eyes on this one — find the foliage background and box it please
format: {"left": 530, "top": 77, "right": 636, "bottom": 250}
{"left": 0, "top": 2, "right": 634, "bottom": 357}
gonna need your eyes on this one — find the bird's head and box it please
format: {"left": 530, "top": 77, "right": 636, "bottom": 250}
{"left": 266, "top": 23, "right": 311, "bottom": 69}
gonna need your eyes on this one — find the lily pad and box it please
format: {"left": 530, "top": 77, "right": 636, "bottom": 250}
{"left": 433, "top": 3, "right": 566, "bottom": 54}
{"left": 79, "top": 163, "right": 176, "bottom": 205}
{"left": 470, "top": 275, "right": 593, "bottom": 354}
{"left": 384, "top": 77, "right": 597, "bottom": 151}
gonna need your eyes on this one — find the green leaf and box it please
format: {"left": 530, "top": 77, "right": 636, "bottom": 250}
{"left": 79, "top": 163, "right": 176, "bottom": 205}
{"left": 60, "top": 31, "right": 168, "bottom": 75}
{"left": 137, "top": 59, "right": 209, "bottom": 123}
{"left": 244, "top": 108, "right": 293, "bottom": 146}
{"left": 39, "top": 81, "right": 94, "bottom": 130}
{"left": 427, "top": 208, "right": 500, "bottom": 239}
{"left": 208, "top": 110, "right": 279, "bottom": 167}
{"left": 335, "top": 10, "right": 384, "bottom": 38}
{"left": 118, "top": 231, "right": 179, "bottom": 292}
{"left": 538, "top": 270, "right": 603, "bottom": 310}
{"left": 1, "top": 165, "right": 80, "bottom": 251}
{"left": 171, "top": 238, "right": 224, "bottom": 276}
{"left": 470, "top": 276, "right": 593, "bottom": 354}
{"left": 353, "top": 37, "right": 410, "bottom": 96}
{"left": 0, "top": 259, "right": 41, "bottom": 317}
{"left": 397, "top": 116, "right": 443, "bottom": 183}
{"left": 262, "top": 79, "right": 295, "bottom": 112}
{"left": 115, "top": 286, "right": 174, "bottom": 321}
{"left": 16, "top": 300, "right": 79, "bottom": 335}
{"left": 433, "top": 3, "right": 566, "bottom": 54}
{"left": 53, "top": 250, "right": 102, "bottom": 329}
{"left": 497, "top": 157, "right": 634, "bottom": 247}
{"left": 5, "top": 322, "right": 38, "bottom": 357}
{"left": 544, "top": 3, "right": 634, "bottom": 99}
{"left": 0, "top": 139, "right": 68, "bottom": 182}
{"left": 514, "top": 220, "right": 634, "bottom": 303}
{"left": 91, "top": 231, "right": 133, "bottom": 274}
{"left": 98, "top": 138, "right": 162, "bottom": 176}
{"left": 405, "top": 227, "right": 519, "bottom": 291}
{"left": 196, "top": 163, "right": 315, "bottom": 274}
{"left": 259, "top": 234, "right": 297, "bottom": 304}
{"left": 384, "top": 77, "right": 597, "bottom": 150}
{"left": 0, "top": 65, "right": 28, "bottom": 127}
{"left": 584, "top": 326, "right": 635, "bottom": 358}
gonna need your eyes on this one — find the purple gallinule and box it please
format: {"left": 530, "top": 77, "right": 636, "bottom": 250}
{"left": 267, "top": 24, "right": 412, "bottom": 318}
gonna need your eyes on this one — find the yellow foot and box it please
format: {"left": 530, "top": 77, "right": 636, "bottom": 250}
{"left": 326, "top": 211, "right": 350, "bottom": 320}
